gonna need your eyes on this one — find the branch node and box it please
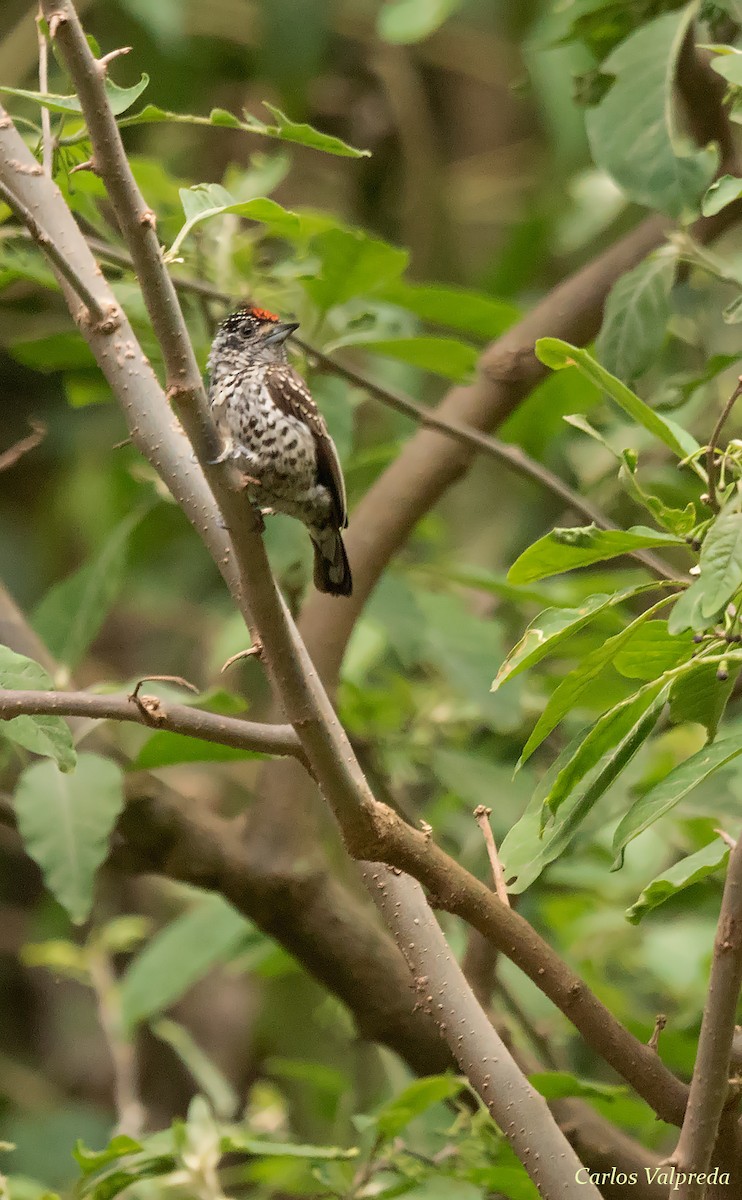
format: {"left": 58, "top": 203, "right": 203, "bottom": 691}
{"left": 221, "top": 639, "right": 264, "bottom": 673}
{"left": 139, "top": 207, "right": 156, "bottom": 229}
{"left": 9, "top": 158, "right": 43, "bottom": 177}
{"left": 96, "top": 46, "right": 132, "bottom": 74}
{"left": 69, "top": 158, "right": 98, "bottom": 176}
{"left": 648, "top": 1013, "right": 667, "bottom": 1052}
{"left": 47, "top": 10, "right": 68, "bottom": 37}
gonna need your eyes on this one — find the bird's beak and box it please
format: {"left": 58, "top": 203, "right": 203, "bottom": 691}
{"left": 262, "top": 321, "right": 299, "bottom": 346}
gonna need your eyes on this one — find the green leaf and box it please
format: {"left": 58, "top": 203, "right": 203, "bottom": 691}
{"left": 131, "top": 731, "right": 266, "bottom": 770}
{"left": 518, "top": 596, "right": 675, "bottom": 766}
{"left": 595, "top": 248, "right": 677, "bottom": 382}
{"left": 585, "top": 6, "right": 718, "bottom": 218}
{"left": 379, "top": 280, "right": 518, "bottom": 339}
{"left": 702, "top": 174, "right": 742, "bottom": 217}
{"left": 493, "top": 583, "right": 664, "bottom": 692}
{"left": 378, "top": 0, "right": 463, "bottom": 44}
{"left": 169, "top": 188, "right": 301, "bottom": 259}
{"left": 508, "top": 524, "right": 684, "bottom": 585}
{"left": 669, "top": 661, "right": 739, "bottom": 740}
{"left": 220, "top": 1130, "right": 357, "bottom": 1160}
{"left": 326, "top": 333, "right": 477, "bottom": 382}
{"left": 119, "top": 894, "right": 249, "bottom": 1033}
{"left": 528, "top": 1072, "right": 625, "bottom": 1101}
{"left": 303, "top": 228, "right": 408, "bottom": 310}
{"left": 373, "top": 1076, "right": 467, "bottom": 1138}
{"left": 614, "top": 621, "right": 693, "bottom": 679}
{"left": 502, "top": 704, "right": 664, "bottom": 893}
{"left": 709, "top": 43, "right": 742, "bottom": 85}
{"left": 535, "top": 339, "right": 700, "bottom": 459}
{"left": 151, "top": 1020, "right": 239, "bottom": 1119}
{"left": 542, "top": 680, "right": 668, "bottom": 820}
{"left": 244, "top": 102, "right": 370, "bottom": 157}
{"left": 698, "top": 508, "right": 742, "bottom": 617}
{"left": 625, "top": 839, "right": 730, "bottom": 923}
{"left": 0, "top": 75, "right": 149, "bottom": 117}
{"left": 73, "top": 1136, "right": 143, "bottom": 1176}
{"left": 14, "top": 755, "right": 124, "bottom": 924}
{"left": 115, "top": 102, "right": 370, "bottom": 157}
{"left": 619, "top": 452, "right": 696, "bottom": 535}
{"left": 0, "top": 646, "right": 75, "bottom": 770}
{"left": 667, "top": 578, "right": 708, "bottom": 635}
{"left": 33, "top": 508, "right": 148, "bottom": 669}
{"left": 613, "top": 732, "right": 742, "bottom": 858}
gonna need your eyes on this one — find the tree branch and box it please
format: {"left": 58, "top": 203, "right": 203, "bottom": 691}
{"left": 672, "top": 835, "right": 742, "bottom": 1198}
{"left": 364, "top": 865, "right": 603, "bottom": 1200}
{"left": 0, "top": 689, "right": 303, "bottom": 761}
{"left": 5, "top": 0, "right": 692, "bottom": 1152}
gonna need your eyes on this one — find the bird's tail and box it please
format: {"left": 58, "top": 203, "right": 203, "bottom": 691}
{"left": 310, "top": 528, "right": 352, "bottom": 597}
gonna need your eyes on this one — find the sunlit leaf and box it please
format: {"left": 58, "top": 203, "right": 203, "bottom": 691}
{"left": 613, "top": 732, "right": 742, "bottom": 859}
{"left": 535, "top": 339, "right": 700, "bottom": 458}
{"left": 625, "top": 840, "right": 729, "bottom": 923}
{"left": 508, "top": 524, "right": 684, "bottom": 585}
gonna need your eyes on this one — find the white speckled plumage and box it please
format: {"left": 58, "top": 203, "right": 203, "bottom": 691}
{"left": 207, "top": 306, "right": 352, "bottom": 596}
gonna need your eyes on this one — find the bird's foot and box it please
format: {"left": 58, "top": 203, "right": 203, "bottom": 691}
{"left": 236, "top": 472, "right": 262, "bottom": 489}
{"left": 207, "top": 444, "right": 235, "bottom": 466}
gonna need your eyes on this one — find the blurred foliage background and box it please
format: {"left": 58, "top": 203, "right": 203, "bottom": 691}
{"left": 2, "top": 0, "right": 742, "bottom": 1196}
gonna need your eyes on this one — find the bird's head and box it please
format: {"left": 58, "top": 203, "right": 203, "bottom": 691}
{"left": 209, "top": 304, "right": 299, "bottom": 369}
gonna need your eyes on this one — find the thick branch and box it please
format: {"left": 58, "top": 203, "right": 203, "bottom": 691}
{"left": 365, "top": 865, "right": 602, "bottom": 1200}
{"left": 672, "top": 836, "right": 742, "bottom": 1197}
{"left": 0, "top": 690, "right": 302, "bottom": 761}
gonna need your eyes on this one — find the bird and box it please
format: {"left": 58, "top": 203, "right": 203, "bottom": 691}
{"left": 206, "top": 304, "right": 352, "bottom": 597}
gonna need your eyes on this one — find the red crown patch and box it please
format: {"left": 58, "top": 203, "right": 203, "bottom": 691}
{"left": 248, "top": 305, "right": 279, "bottom": 322}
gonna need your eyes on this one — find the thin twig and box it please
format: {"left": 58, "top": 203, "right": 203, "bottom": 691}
{"left": 672, "top": 835, "right": 742, "bottom": 1198}
{"left": 648, "top": 1014, "right": 666, "bottom": 1052}
{"left": 706, "top": 375, "right": 742, "bottom": 513}
{"left": 473, "top": 805, "right": 510, "bottom": 906}
{"left": 129, "top": 673, "right": 199, "bottom": 700}
{"left": 88, "top": 947, "right": 145, "bottom": 1136}
{"left": 0, "top": 688, "right": 304, "bottom": 760}
{"left": 0, "top": 179, "right": 109, "bottom": 323}
{"left": 0, "top": 420, "right": 46, "bottom": 472}
{"left": 36, "top": 9, "right": 52, "bottom": 175}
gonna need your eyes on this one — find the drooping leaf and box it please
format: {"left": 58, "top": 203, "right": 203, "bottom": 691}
{"left": 697, "top": 508, "right": 742, "bottom": 618}
{"left": 542, "top": 680, "right": 668, "bottom": 820}
{"left": 502, "top": 704, "right": 664, "bottom": 893}
{"left": 585, "top": 6, "right": 718, "bottom": 219}
{"left": 535, "top": 339, "right": 700, "bottom": 459}
{"left": 377, "top": 0, "right": 463, "bottom": 44}
{"left": 612, "top": 732, "right": 742, "bottom": 859}
{"left": 507, "top": 524, "right": 684, "bottom": 585}
{"left": 379, "top": 279, "right": 518, "bottom": 339}
{"left": 119, "top": 894, "right": 250, "bottom": 1033}
{"left": 625, "top": 839, "right": 730, "bottom": 923}
{"left": 0, "top": 75, "right": 149, "bottom": 117}
{"left": 33, "top": 507, "right": 148, "bottom": 669}
{"left": 667, "top": 578, "right": 709, "bottom": 635}
{"left": 668, "top": 661, "right": 739, "bottom": 740}
{"left": 303, "top": 227, "right": 408, "bottom": 310}
{"left": 326, "top": 333, "right": 477, "bottom": 381}
{"left": 492, "top": 583, "right": 665, "bottom": 692}
{"left": 517, "top": 597, "right": 681, "bottom": 767}
{"left": 0, "top": 646, "right": 75, "bottom": 770}
{"left": 595, "top": 248, "right": 677, "bottom": 382}
{"left": 14, "top": 755, "right": 124, "bottom": 924}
